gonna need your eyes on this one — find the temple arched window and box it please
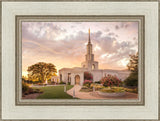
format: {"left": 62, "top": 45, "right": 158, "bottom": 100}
{"left": 92, "top": 64, "right": 95, "bottom": 70}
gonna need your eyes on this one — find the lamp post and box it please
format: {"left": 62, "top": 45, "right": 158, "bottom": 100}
{"left": 93, "top": 86, "right": 95, "bottom": 92}
{"left": 73, "top": 88, "right": 75, "bottom": 98}
{"left": 64, "top": 84, "right": 66, "bottom": 92}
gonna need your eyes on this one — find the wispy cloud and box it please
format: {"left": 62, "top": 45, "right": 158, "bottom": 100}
{"left": 22, "top": 22, "right": 138, "bottom": 74}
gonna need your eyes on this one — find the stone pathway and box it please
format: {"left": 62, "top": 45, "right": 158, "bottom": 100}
{"left": 67, "top": 85, "right": 102, "bottom": 99}
{"left": 67, "top": 85, "right": 138, "bottom": 99}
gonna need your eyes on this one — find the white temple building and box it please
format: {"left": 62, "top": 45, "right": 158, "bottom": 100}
{"left": 59, "top": 29, "right": 130, "bottom": 86}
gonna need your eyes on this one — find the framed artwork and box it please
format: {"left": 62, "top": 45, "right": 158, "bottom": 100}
{"left": 1, "top": 0, "right": 160, "bottom": 120}
{"left": 16, "top": 15, "right": 144, "bottom": 106}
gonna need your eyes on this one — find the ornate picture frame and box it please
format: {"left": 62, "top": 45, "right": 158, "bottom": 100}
{"left": 16, "top": 15, "right": 144, "bottom": 106}
{"left": 1, "top": 0, "right": 159, "bottom": 120}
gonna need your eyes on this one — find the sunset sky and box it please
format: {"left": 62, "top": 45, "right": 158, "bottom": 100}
{"left": 22, "top": 22, "right": 138, "bottom": 76}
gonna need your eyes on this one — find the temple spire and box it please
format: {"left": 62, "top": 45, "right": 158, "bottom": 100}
{"left": 88, "top": 28, "right": 91, "bottom": 44}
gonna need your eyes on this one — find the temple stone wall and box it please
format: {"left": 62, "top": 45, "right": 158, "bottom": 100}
{"left": 59, "top": 68, "right": 131, "bottom": 86}
{"left": 91, "top": 70, "right": 103, "bottom": 82}
{"left": 102, "top": 70, "right": 131, "bottom": 81}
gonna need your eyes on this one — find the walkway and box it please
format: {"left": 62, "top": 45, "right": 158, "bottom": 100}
{"left": 67, "top": 85, "right": 138, "bottom": 99}
{"left": 67, "top": 85, "right": 102, "bottom": 99}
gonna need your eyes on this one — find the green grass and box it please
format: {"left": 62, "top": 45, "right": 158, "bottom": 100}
{"left": 32, "top": 85, "right": 74, "bottom": 99}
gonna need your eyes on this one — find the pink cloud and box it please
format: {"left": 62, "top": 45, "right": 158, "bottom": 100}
{"left": 22, "top": 22, "right": 138, "bottom": 73}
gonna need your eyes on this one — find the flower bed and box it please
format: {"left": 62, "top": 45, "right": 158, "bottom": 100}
{"left": 98, "top": 87, "right": 126, "bottom": 97}
{"left": 124, "top": 88, "right": 138, "bottom": 93}
{"left": 22, "top": 82, "right": 43, "bottom": 97}
{"left": 100, "top": 87, "right": 125, "bottom": 93}
{"left": 80, "top": 86, "right": 93, "bottom": 92}
{"left": 83, "top": 80, "right": 93, "bottom": 88}
{"left": 90, "top": 83, "right": 104, "bottom": 91}
{"left": 98, "top": 91, "right": 126, "bottom": 97}
{"left": 100, "top": 74, "right": 122, "bottom": 87}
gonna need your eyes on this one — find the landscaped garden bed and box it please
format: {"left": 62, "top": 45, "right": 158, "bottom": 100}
{"left": 80, "top": 86, "right": 93, "bottom": 92}
{"left": 98, "top": 87, "right": 126, "bottom": 97}
{"left": 22, "top": 82, "right": 43, "bottom": 97}
{"left": 80, "top": 74, "right": 138, "bottom": 98}
{"left": 98, "top": 91, "right": 125, "bottom": 97}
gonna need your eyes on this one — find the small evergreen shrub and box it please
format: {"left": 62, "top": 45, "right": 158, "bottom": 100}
{"left": 90, "top": 83, "right": 104, "bottom": 90}
{"left": 22, "top": 82, "right": 29, "bottom": 94}
{"left": 94, "top": 81, "right": 101, "bottom": 84}
{"left": 83, "top": 80, "right": 93, "bottom": 88}
{"left": 68, "top": 82, "right": 71, "bottom": 85}
{"left": 124, "top": 72, "right": 138, "bottom": 87}
{"left": 59, "top": 81, "right": 66, "bottom": 84}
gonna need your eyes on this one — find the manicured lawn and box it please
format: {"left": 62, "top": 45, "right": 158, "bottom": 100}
{"left": 33, "top": 85, "right": 74, "bottom": 99}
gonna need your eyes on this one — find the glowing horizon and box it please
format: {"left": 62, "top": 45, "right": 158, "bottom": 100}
{"left": 22, "top": 22, "right": 138, "bottom": 77}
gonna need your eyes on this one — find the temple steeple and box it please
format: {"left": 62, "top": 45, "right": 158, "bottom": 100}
{"left": 86, "top": 28, "right": 93, "bottom": 61}
{"left": 88, "top": 28, "right": 91, "bottom": 44}
{"left": 81, "top": 29, "right": 99, "bottom": 70}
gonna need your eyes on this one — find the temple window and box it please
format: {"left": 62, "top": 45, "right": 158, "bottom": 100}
{"left": 92, "top": 64, "right": 95, "bottom": 70}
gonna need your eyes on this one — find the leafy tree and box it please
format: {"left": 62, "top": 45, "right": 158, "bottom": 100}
{"left": 124, "top": 52, "right": 138, "bottom": 87}
{"left": 22, "top": 76, "right": 26, "bottom": 82}
{"left": 27, "top": 62, "right": 57, "bottom": 83}
{"left": 124, "top": 73, "right": 138, "bottom": 86}
{"left": 127, "top": 52, "right": 138, "bottom": 72}
{"left": 22, "top": 76, "right": 28, "bottom": 81}
{"left": 22, "top": 81, "right": 29, "bottom": 94}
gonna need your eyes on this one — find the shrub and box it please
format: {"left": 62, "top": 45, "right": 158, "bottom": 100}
{"left": 48, "top": 79, "right": 51, "bottom": 84}
{"left": 22, "top": 82, "right": 44, "bottom": 96}
{"left": 100, "top": 74, "right": 122, "bottom": 87}
{"left": 33, "top": 80, "right": 42, "bottom": 84}
{"left": 33, "top": 88, "right": 43, "bottom": 93}
{"left": 28, "top": 88, "right": 34, "bottom": 94}
{"left": 124, "top": 72, "right": 138, "bottom": 87}
{"left": 90, "top": 83, "right": 104, "bottom": 90}
{"left": 38, "top": 83, "right": 44, "bottom": 86}
{"left": 84, "top": 72, "right": 93, "bottom": 80}
{"left": 39, "top": 90, "right": 43, "bottom": 93}
{"left": 68, "top": 82, "right": 71, "bottom": 85}
{"left": 81, "top": 86, "right": 89, "bottom": 89}
{"left": 83, "top": 80, "right": 93, "bottom": 88}
{"left": 100, "top": 87, "right": 125, "bottom": 93}
{"left": 124, "top": 88, "right": 138, "bottom": 93}
{"left": 51, "top": 81, "right": 55, "bottom": 85}
{"left": 22, "top": 82, "right": 29, "bottom": 94}
{"left": 24, "top": 91, "right": 29, "bottom": 95}
{"left": 94, "top": 81, "right": 101, "bottom": 84}
{"left": 44, "top": 84, "right": 47, "bottom": 86}
{"left": 80, "top": 86, "right": 93, "bottom": 92}
{"left": 59, "top": 81, "right": 66, "bottom": 84}
{"left": 33, "top": 89, "right": 39, "bottom": 93}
